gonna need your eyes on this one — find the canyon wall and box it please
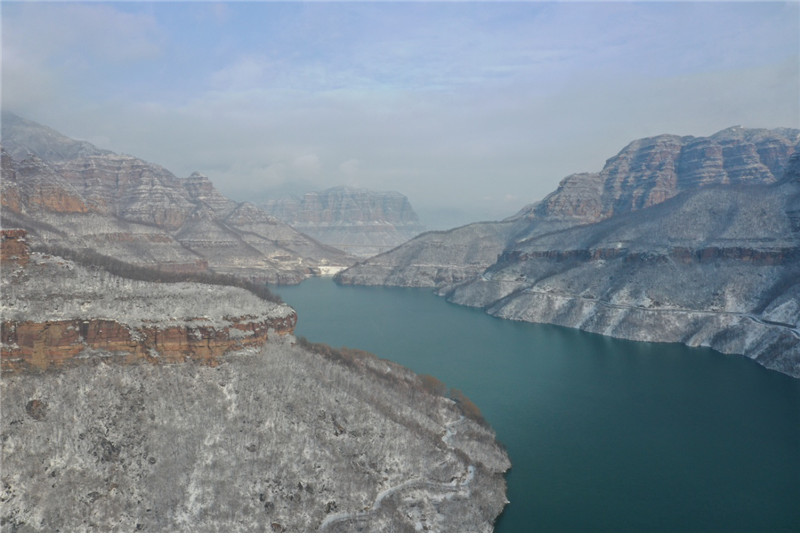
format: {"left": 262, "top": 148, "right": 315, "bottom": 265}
{"left": 262, "top": 186, "right": 425, "bottom": 257}
{"left": 1, "top": 230, "right": 296, "bottom": 373}
{"left": 337, "top": 129, "right": 800, "bottom": 377}
{"left": 1, "top": 112, "right": 354, "bottom": 283}
{"left": 0, "top": 228, "right": 510, "bottom": 532}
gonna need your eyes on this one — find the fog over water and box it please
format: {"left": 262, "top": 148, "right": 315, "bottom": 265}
{"left": 3, "top": 2, "right": 798, "bottom": 228}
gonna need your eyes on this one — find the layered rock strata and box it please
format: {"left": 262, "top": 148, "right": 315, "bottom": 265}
{"left": 1, "top": 113, "right": 354, "bottom": 283}
{"left": 1, "top": 231, "right": 296, "bottom": 373}
{"left": 448, "top": 178, "right": 800, "bottom": 377}
{"left": 337, "top": 129, "right": 800, "bottom": 377}
{"left": 516, "top": 126, "right": 799, "bottom": 224}
{"left": 262, "top": 186, "right": 425, "bottom": 257}
{"left": 0, "top": 232, "right": 510, "bottom": 532}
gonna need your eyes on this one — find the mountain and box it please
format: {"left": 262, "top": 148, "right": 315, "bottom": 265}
{"left": 335, "top": 220, "right": 519, "bottom": 288}
{"left": 515, "top": 126, "right": 799, "bottom": 224}
{"left": 1, "top": 112, "right": 354, "bottom": 283}
{"left": 336, "top": 128, "right": 800, "bottom": 377}
{"left": 261, "top": 186, "right": 425, "bottom": 257}
{"left": 0, "top": 230, "right": 510, "bottom": 531}
{"left": 0, "top": 111, "right": 114, "bottom": 162}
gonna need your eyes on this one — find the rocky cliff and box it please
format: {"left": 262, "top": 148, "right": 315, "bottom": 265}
{"left": 449, "top": 176, "right": 800, "bottom": 377}
{"left": 0, "top": 230, "right": 510, "bottom": 531}
{"left": 337, "top": 128, "right": 800, "bottom": 377}
{"left": 515, "top": 126, "right": 799, "bottom": 225}
{"left": 1, "top": 113, "right": 354, "bottom": 283}
{"left": 262, "top": 186, "right": 425, "bottom": 257}
{"left": 1, "top": 230, "right": 296, "bottom": 373}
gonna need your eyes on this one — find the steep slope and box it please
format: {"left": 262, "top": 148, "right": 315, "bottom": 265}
{"left": 262, "top": 186, "right": 425, "bottom": 257}
{"left": 0, "top": 230, "right": 510, "bottom": 532}
{"left": 448, "top": 163, "right": 800, "bottom": 377}
{"left": 337, "top": 128, "right": 800, "bottom": 377}
{"left": 1, "top": 111, "right": 113, "bottom": 162}
{"left": 1, "top": 113, "right": 354, "bottom": 282}
{"left": 338, "top": 127, "right": 799, "bottom": 289}
{"left": 336, "top": 221, "right": 518, "bottom": 288}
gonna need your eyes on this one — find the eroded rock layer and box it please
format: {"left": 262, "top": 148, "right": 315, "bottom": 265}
{"left": 0, "top": 233, "right": 509, "bottom": 532}
{"left": 449, "top": 176, "right": 800, "bottom": 377}
{"left": 337, "top": 129, "right": 800, "bottom": 377}
{"left": 1, "top": 231, "right": 297, "bottom": 373}
{"left": 262, "top": 186, "right": 425, "bottom": 257}
{"left": 1, "top": 113, "right": 354, "bottom": 283}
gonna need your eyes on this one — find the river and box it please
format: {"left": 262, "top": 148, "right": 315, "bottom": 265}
{"left": 273, "top": 277, "right": 800, "bottom": 533}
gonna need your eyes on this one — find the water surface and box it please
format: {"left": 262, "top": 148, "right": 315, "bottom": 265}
{"left": 274, "top": 278, "right": 800, "bottom": 533}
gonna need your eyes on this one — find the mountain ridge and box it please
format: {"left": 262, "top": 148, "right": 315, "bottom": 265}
{"left": 0, "top": 229, "right": 510, "bottom": 531}
{"left": 336, "top": 128, "right": 800, "bottom": 377}
{"left": 1, "top": 113, "right": 355, "bottom": 283}
{"left": 261, "top": 186, "right": 425, "bottom": 257}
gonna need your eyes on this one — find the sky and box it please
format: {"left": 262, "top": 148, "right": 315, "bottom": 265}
{"left": 3, "top": 1, "right": 798, "bottom": 229}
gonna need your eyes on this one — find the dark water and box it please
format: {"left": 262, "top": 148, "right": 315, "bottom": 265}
{"left": 273, "top": 278, "right": 800, "bottom": 533}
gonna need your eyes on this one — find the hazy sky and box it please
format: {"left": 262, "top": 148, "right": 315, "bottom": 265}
{"left": 3, "top": 1, "right": 798, "bottom": 228}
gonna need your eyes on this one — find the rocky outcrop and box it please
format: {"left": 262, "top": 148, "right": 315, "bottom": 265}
{"left": 0, "top": 233, "right": 297, "bottom": 373}
{"left": 522, "top": 126, "right": 799, "bottom": 224}
{"left": 1, "top": 229, "right": 30, "bottom": 266}
{"left": 262, "top": 186, "right": 425, "bottom": 257}
{"left": 337, "top": 130, "right": 800, "bottom": 377}
{"left": 0, "top": 233, "right": 509, "bottom": 532}
{"left": 2, "top": 316, "right": 296, "bottom": 373}
{"left": 1, "top": 113, "right": 355, "bottom": 283}
{"left": 448, "top": 174, "right": 800, "bottom": 377}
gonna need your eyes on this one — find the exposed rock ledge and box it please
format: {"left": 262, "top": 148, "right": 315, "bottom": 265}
{"left": 1, "top": 230, "right": 296, "bottom": 373}
{"left": 0, "top": 230, "right": 510, "bottom": 531}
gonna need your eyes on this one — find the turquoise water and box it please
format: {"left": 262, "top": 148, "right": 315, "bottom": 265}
{"left": 273, "top": 278, "right": 800, "bottom": 533}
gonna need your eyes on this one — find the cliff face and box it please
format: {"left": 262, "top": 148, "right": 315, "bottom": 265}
{"left": 448, "top": 178, "right": 800, "bottom": 377}
{"left": 1, "top": 113, "right": 354, "bottom": 283}
{"left": 262, "top": 187, "right": 425, "bottom": 257}
{"left": 337, "top": 129, "right": 800, "bottom": 377}
{"left": 0, "top": 231, "right": 509, "bottom": 532}
{"left": 526, "top": 127, "right": 799, "bottom": 224}
{"left": 1, "top": 230, "right": 297, "bottom": 373}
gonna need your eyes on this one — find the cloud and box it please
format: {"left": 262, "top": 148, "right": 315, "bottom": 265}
{"left": 2, "top": 3, "right": 163, "bottom": 113}
{"left": 339, "top": 159, "right": 361, "bottom": 178}
{"left": 4, "top": 3, "right": 162, "bottom": 63}
{"left": 291, "top": 154, "right": 321, "bottom": 176}
{"left": 3, "top": 2, "right": 797, "bottom": 228}
{"left": 211, "top": 57, "right": 271, "bottom": 91}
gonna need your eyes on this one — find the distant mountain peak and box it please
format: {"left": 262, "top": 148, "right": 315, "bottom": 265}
{"left": 1, "top": 111, "right": 114, "bottom": 163}
{"left": 261, "top": 186, "right": 425, "bottom": 257}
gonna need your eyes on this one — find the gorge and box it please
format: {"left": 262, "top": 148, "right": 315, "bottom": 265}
{"left": 336, "top": 127, "right": 800, "bottom": 378}
{"left": 3, "top": 113, "right": 800, "bottom": 532}
{"left": 275, "top": 277, "right": 800, "bottom": 533}
{"left": 0, "top": 230, "right": 510, "bottom": 532}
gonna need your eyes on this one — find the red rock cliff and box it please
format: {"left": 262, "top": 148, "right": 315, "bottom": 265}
{"left": 1, "top": 237, "right": 297, "bottom": 373}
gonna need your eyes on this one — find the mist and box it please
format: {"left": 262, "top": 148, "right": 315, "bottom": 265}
{"left": 3, "top": 1, "right": 798, "bottom": 228}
